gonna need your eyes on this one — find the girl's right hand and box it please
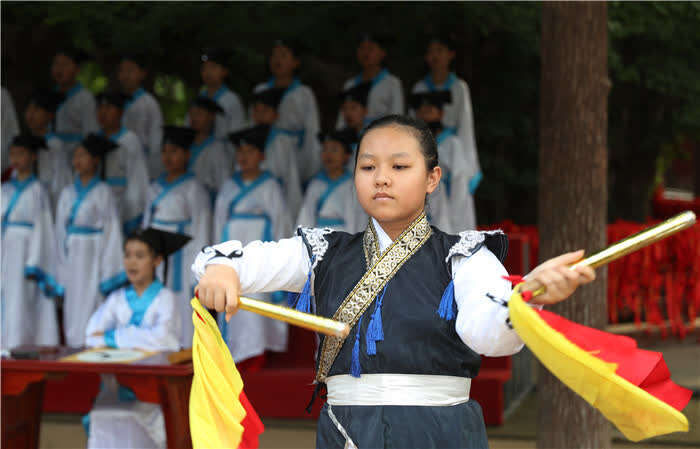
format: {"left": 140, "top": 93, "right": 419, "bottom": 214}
{"left": 194, "top": 264, "right": 241, "bottom": 321}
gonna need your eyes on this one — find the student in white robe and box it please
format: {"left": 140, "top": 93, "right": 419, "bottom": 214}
{"left": 411, "top": 35, "right": 482, "bottom": 194}
{"left": 51, "top": 48, "right": 100, "bottom": 160}
{"left": 245, "top": 87, "right": 303, "bottom": 212}
{"left": 96, "top": 92, "right": 150, "bottom": 235}
{"left": 1, "top": 86, "right": 20, "bottom": 173}
{"left": 252, "top": 39, "right": 321, "bottom": 183}
{"left": 214, "top": 126, "right": 292, "bottom": 364}
{"left": 24, "top": 89, "right": 72, "bottom": 210}
{"left": 84, "top": 227, "right": 185, "bottom": 449}
{"left": 411, "top": 91, "right": 476, "bottom": 231}
{"left": 338, "top": 81, "right": 372, "bottom": 171}
{"left": 142, "top": 126, "right": 211, "bottom": 348}
{"left": 1, "top": 136, "right": 62, "bottom": 349}
{"left": 336, "top": 32, "right": 404, "bottom": 129}
{"left": 297, "top": 129, "right": 367, "bottom": 233}
{"left": 56, "top": 135, "right": 125, "bottom": 347}
{"left": 187, "top": 96, "right": 232, "bottom": 203}
{"left": 118, "top": 54, "right": 164, "bottom": 179}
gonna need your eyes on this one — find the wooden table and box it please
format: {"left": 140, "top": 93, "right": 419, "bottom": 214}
{"left": 1, "top": 347, "right": 193, "bottom": 449}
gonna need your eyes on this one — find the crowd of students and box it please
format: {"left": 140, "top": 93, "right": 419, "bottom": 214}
{"left": 1, "top": 33, "right": 482, "bottom": 358}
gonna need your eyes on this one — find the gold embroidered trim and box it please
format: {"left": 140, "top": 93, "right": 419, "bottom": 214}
{"left": 316, "top": 212, "right": 432, "bottom": 382}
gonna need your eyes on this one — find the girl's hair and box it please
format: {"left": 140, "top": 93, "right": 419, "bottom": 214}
{"left": 354, "top": 115, "right": 439, "bottom": 171}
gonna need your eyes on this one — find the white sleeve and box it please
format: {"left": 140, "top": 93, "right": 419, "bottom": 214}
{"left": 390, "top": 77, "right": 405, "bottom": 115}
{"left": 147, "top": 98, "right": 164, "bottom": 157}
{"left": 85, "top": 293, "right": 120, "bottom": 347}
{"left": 81, "top": 93, "right": 100, "bottom": 135}
{"left": 114, "top": 292, "right": 181, "bottom": 351}
{"left": 452, "top": 246, "right": 524, "bottom": 357}
{"left": 228, "top": 92, "right": 246, "bottom": 132}
{"left": 124, "top": 137, "right": 150, "bottom": 231}
{"left": 191, "top": 236, "right": 310, "bottom": 294}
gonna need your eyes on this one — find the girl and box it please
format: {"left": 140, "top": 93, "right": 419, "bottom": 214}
{"left": 411, "top": 35, "right": 482, "bottom": 195}
{"left": 1, "top": 135, "right": 62, "bottom": 349}
{"left": 297, "top": 129, "right": 367, "bottom": 233}
{"left": 56, "top": 134, "right": 125, "bottom": 347}
{"left": 214, "top": 125, "right": 293, "bottom": 367}
{"left": 142, "top": 126, "right": 211, "bottom": 348}
{"left": 193, "top": 115, "right": 596, "bottom": 448}
{"left": 196, "top": 48, "right": 246, "bottom": 135}
{"left": 84, "top": 227, "right": 185, "bottom": 449}
{"left": 336, "top": 33, "right": 404, "bottom": 129}
{"left": 252, "top": 39, "right": 322, "bottom": 183}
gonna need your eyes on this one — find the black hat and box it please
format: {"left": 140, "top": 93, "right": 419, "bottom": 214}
{"left": 128, "top": 227, "right": 191, "bottom": 258}
{"left": 200, "top": 48, "right": 230, "bottom": 66}
{"left": 357, "top": 31, "right": 391, "bottom": 49}
{"left": 409, "top": 91, "right": 453, "bottom": 110}
{"left": 190, "top": 96, "right": 225, "bottom": 114}
{"left": 29, "top": 89, "right": 65, "bottom": 113}
{"left": 80, "top": 134, "right": 119, "bottom": 159}
{"left": 426, "top": 33, "right": 457, "bottom": 51}
{"left": 97, "top": 91, "right": 130, "bottom": 109}
{"left": 162, "top": 126, "right": 196, "bottom": 150}
{"left": 251, "top": 87, "right": 286, "bottom": 109}
{"left": 11, "top": 135, "right": 47, "bottom": 153}
{"left": 340, "top": 82, "right": 372, "bottom": 107}
{"left": 318, "top": 128, "right": 358, "bottom": 153}
{"left": 228, "top": 124, "right": 271, "bottom": 151}
{"left": 272, "top": 38, "right": 303, "bottom": 57}
{"left": 55, "top": 47, "right": 91, "bottom": 65}
{"left": 120, "top": 53, "right": 149, "bottom": 70}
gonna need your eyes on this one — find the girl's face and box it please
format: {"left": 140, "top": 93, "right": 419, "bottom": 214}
{"left": 354, "top": 126, "right": 440, "bottom": 225}
{"left": 341, "top": 101, "right": 367, "bottom": 129}
{"left": 124, "top": 239, "right": 161, "bottom": 287}
{"left": 51, "top": 54, "right": 79, "bottom": 88}
{"left": 269, "top": 45, "right": 299, "bottom": 78}
{"left": 235, "top": 144, "right": 265, "bottom": 173}
{"left": 97, "top": 104, "right": 122, "bottom": 131}
{"left": 9, "top": 145, "right": 36, "bottom": 175}
{"left": 200, "top": 61, "right": 228, "bottom": 88}
{"left": 161, "top": 143, "right": 189, "bottom": 175}
{"left": 251, "top": 103, "right": 278, "bottom": 125}
{"left": 425, "top": 42, "right": 455, "bottom": 72}
{"left": 357, "top": 40, "right": 385, "bottom": 69}
{"left": 321, "top": 140, "right": 350, "bottom": 174}
{"left": 24, "top": 104, "right": 53, "bottom": 132}
{"left": 72, "top": 145, "right": 99, "bottom": 177}
{"left": 189, "top": 106, "right": 215, "bottom": 134}
{"left": 118, "top": 60, "right": 146, "bottom": 93}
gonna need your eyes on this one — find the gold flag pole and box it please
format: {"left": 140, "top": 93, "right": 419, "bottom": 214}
{"left": 520, "top": 211, "right": 697, "bottom": 296}
{"left": 237, "top": 297, "right": 350, "bottom": 338}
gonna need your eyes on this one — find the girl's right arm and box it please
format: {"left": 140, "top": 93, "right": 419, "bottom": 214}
{"left": 192, "top": 236, "right": 310, "bottom": 319}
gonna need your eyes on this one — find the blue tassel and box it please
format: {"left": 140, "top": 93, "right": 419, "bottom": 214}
{"left": 437, "top": 280, "right": 456, "bottom": 320}
{"left": 286, "top": 291, "right": 297, "bottom": 307}
{"left": 290, "top": 256, "right": 315, "bottom": 313}
{"left": 366, "top": 285, "right": 388, "bottom": 355}
{"left": 351, "top": 316, "right": 363, "bottom": 378}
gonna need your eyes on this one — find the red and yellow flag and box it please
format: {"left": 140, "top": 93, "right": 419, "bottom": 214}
{"left": 189, "top": 298, "right": 265, "bottom": 449}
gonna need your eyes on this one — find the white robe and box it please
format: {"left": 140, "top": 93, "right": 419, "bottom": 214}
{"left": 296, "top": 170, "right": 368, "bottom": 233}
{"left": 336, "top": 69, "right": 405, "bottom": 129}
{"left": 101, "top": 127, "right": 151, "bottom": 235}
{"left": 38, "top": 133, "right": 73, "bottom": 211}
{"left": 1, "top": 87, "right": 20, "bottom": 171}
{"left": 188, "top": 134, "right": 232, "bottom": 203}
{"left": 429, "top": 130, "right": 477, "bottom": 232}
{"left": 122, "top": 88, "right": 164, "bottom": 179}
{"left": 253, "top": 79, "right": 322, "bottom": 183}
{"left": 411, "top": 74, "right": 482, "bottom": 189}
{"left": 1, "top": 176, "right": 61, "bottom": 349}
{"left": 54, "top": 83, "right": 100, "bottom": 163}
{"left": 56, "top": 177, "right": 125, "bottom": 347}
{"left": 259, "top": 129, "right": 303, "bottom": 213}
{"left": 213, "top": 171, "right": 292, "bottom": 362}
{"left": 142, "top": 173, "right": 211, "bottom": 348}
{"left": 84, "top": 281, "right": 180, "bottom": 449}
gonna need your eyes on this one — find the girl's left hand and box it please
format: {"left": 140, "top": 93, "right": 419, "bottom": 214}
{"left": 525, "top": 250, "right": 596, "bottom": 305}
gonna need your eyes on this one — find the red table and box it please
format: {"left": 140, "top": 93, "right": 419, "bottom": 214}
{"left": 1, "top": 347, "right": 193, "bottom": 449}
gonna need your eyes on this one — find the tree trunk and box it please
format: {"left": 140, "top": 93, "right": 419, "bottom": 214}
{"left": 537, "top": 2, "right": 611, "bottom": 448}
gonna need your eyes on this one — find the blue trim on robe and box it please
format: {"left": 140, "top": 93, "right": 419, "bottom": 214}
{"left": 125, "top": 280, "right": 163, "bottom": 326}
{"left": 315, "top": 170, "right": 351, "bottom": 228}
{"left": 424, "top": 72, "right": 456, "bottom": 92}
{"left": 123, "top": 88, "right": 145, "bottom": 112}
{"left": 24, "top": 266, "right": 65, "bottom": 298}
{"left": 56, "top": 82, "right": 83, "bottom": 113}
{"left": 65, "top": 176, "right": 101, "bottom": 248}
{"left": 188, "top": 133, "right": 216, "bottom": 170}
{"left": 354, "top": 68, "right": 388, "bottom": 88}
{"left": 99, "top": 271, "right": 129, "bottom": 297}
{"left": 264, "top": 79, "right": 305, "bottom": 147}
{"left": 122, "top": 214, "right": 143, "bottom": 236}
{"left": 104, "top": 329, "right": 117, "bottom": 348}
{"left": 2, "top": 175, "right": 37, "bottom": 236}
{"left": 200, "top": 85, "right": 230, "bottom": 102}
{"left": 150, "top": 173, "right": 195, "bottom": 218}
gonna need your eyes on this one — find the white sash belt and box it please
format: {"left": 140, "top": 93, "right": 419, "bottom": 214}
{"left": 326, "top": 374, "right": 471, "bottom": 407}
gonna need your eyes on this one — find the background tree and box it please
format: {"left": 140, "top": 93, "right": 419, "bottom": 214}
{"left": 537, "top": 2, "right": 610, "bottom": 447}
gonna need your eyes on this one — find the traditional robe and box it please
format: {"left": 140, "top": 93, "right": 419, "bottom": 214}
{"left": 38, "top": 132, "right": 73, "bottom": 211}
{"left": 142, "top": 173, "right": 211, "bottom": 348}
{"left": 121, "top": 88, "right": 164, "bottom": 179}
{"left": 1, "top": 176, "right": 61, "bottom": 349}
{"left": 296, "top": 170, "right": 367, "bottom": 233}
{"left": 253, "top": 79, "right": 322, "bottom": 183}
{"left": 1, "top": 87, "right": 20, "bottom": 172}
{"left": 54, "top": 82, "right": 100, "bottom": 161}
{"left": 84, "top": 281, "right": 180, "bottom": 449}
{"left": 188, "top": 134, "right": 232, "bottom": 203}
{"left": 212, "top": 171, "right": 292, "bottom": 362}
{"left": 56, "top": 177, "right": 125, "bottom": 347}
{"left": 336, "top": 69, "right": 404, "bottom": 129}
{"left": 259, "top": 128, "right": 303, "bottom": 214}
{"left": 193, "top": 213, "right": 527, "bottom": 448}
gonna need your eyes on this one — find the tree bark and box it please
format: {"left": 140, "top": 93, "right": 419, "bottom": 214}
{"left": 537, "top": 2, "right": 611, "bottom": 448}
